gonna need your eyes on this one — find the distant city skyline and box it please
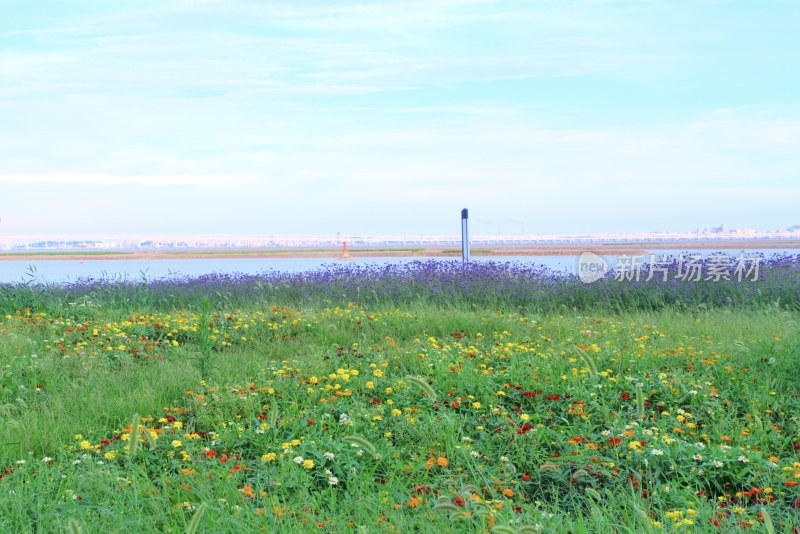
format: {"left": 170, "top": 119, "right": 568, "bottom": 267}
{"left": 2, "top": 1, "right": 798, "bottom": 236}
{"left": 3, "top": 222, "right": 799, "bottom": 250}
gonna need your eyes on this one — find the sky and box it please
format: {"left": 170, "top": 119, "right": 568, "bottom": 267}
{"left": 1, "top": 0, "right": 798, "bottom": 238}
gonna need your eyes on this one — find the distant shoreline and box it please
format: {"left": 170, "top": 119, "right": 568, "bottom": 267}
{"left": 0, "top": 240, "right": 798, "bottom": 261}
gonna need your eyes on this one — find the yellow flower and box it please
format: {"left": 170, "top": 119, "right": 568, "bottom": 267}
{"left": 302, "top": 459, "right": 315, "bottom": 469}
{"left": 261, "top": 453, "right": 277, "bottom": 462}
{"left": 104, "top": 451, "right": 117, "bottom": 460}
{"left": 172, "top": 440, "right": 182, "bottom": 448}
{"left": 79, "top": 440, "right": 92, "bottom": 450}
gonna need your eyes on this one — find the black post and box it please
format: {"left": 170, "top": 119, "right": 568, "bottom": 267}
{"left": 461, "top": 208, "right": 469, "bottom": 263}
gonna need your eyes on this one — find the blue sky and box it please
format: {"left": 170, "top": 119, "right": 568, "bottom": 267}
{"left": 1, "top": 0, "right": 798, "bottom": 238}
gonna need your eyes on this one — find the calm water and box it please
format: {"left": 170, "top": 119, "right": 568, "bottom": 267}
{"left": 0, "top": 250, "right": 796, "bottom": 284}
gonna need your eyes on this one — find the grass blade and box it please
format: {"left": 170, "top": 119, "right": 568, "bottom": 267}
{"left": 185, "top": 502, "right": 207, "bottom": 534}
{"left": 405, "top": 375, "right": 437, "bottom": 402}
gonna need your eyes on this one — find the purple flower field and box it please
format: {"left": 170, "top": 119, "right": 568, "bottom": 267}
{"left": 2, "top": 254, "right": 799, "bottom": 313}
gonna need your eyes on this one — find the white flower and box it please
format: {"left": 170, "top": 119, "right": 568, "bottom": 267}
{"left": 711, "top": 460, "right": 723, "bottom": 468}
{"left": 471, "top": 451, "right": 481, "bottom": 458}
{"left": 293, "top": 456, "right": 304, "bottom": 464}
{"left": 500, "top": 456, "right": 509, "bottom": 462}
{"left": 738, "top": 455, "right": 749, "bottom": 463}
{"left": 328, "top": 476, "right": 339, "bottom": 486}
{"left": 693, "top": 454, "right": 703, "bottom": 461}
{"left": 15, "top": 460, "right": 25, "bottom": 465}
{"left": 324, "top": 452, "right": 335, "bottom": 461}
{"left": 42, "top": 457, "right": 53, "bottom": 463}
{"left": 650, "top": 449, "right": 664, "bottom": 456}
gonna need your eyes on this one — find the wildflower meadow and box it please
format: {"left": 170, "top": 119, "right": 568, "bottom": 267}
{"left": 0, "top": 256, "right": 798, "bottom": 532}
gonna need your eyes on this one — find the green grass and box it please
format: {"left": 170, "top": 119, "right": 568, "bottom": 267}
{"left": 1, "top": 299, "right": 798, "bottom": 532}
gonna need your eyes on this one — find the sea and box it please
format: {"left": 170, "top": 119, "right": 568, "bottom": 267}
{"left": 0, "top": 249, "right": 797, "bottom": 284}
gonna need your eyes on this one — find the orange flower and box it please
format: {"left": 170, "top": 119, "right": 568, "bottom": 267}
{"left": 785, "top": 481, "right": 798, "bottom": 487}
{"left": 405, "top": 495, "right": 422, "bottom": 508}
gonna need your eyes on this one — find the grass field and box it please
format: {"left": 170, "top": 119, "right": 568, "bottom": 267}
{"left": 0, "top": 258, "right": 798, "bottom": 532}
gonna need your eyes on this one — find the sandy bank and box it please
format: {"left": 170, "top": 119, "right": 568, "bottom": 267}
{"left": 1, "top": 240, "right": 797, "bottom": 261}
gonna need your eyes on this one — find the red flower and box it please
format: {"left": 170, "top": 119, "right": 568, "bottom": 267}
{"left": 453, "top": 496, "right": 465, "bottom": 507}
{"left": 620, "top": 392, "right": 631, "bottom": 400}
{"left": 307, "top": 419, "right": 315, "bottom": 425}
{"left": 517, "top": 424, "right": 536, "bottom": 435}
{"left": 412, "top": 484, "right": 431, "bottom": 495}
{"left": 608, "top": 437, "right": 622, "bottom": 447}
{"left": 545, "top": 395, "right": 560, "bottom": 401}
{"left": 521, "top": 474, "right": 531, "bottom": 481}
